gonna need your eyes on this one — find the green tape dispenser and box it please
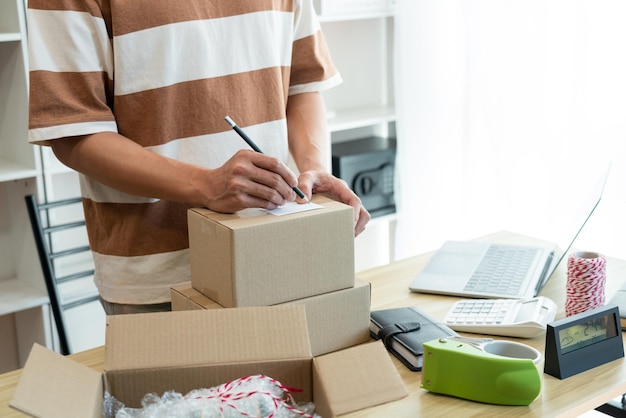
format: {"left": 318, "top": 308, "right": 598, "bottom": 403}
{"left": 421, "top": 337, "right": 542, "bottom": 406}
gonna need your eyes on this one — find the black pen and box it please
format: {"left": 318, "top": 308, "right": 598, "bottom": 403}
{"left": 224, "top": 115, "right": 307, "bottom": 200}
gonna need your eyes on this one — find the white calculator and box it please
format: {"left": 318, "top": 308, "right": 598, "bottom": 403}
{"left": 443, "top": 296, "right": 557, "bottom": 338}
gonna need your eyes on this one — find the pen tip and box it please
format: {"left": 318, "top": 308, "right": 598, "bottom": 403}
{"left": 224, "top": 115, "right": 236, "bottom": 127}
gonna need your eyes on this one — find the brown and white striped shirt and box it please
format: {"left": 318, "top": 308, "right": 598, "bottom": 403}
{"left": 27, "top": 0, "right": 341, "bottom": 304}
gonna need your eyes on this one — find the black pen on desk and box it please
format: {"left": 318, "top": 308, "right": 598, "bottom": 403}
{"left": 224, "top": 115, "right": 307, "bottom": 200}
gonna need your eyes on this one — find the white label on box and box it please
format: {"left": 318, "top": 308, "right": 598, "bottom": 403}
{"left": 264, "top": 201, "right": 323, "bottom": 216}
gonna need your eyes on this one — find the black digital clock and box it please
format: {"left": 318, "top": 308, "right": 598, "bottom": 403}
{"left": 545, "top": 304, "right": 624, "bottom": 379}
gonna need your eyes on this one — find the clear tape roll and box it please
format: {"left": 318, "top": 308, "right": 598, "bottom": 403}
{"left": 565, "top": 251, "right": 606, "bottom": 317}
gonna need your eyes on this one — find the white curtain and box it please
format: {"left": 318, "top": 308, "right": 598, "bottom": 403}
{"left": 394, "top": 0, "right": 626, "bottom": 260}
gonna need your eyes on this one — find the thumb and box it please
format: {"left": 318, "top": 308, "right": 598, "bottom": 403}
{"left": 296, "top": 172, "right": 317, "bottom": 202}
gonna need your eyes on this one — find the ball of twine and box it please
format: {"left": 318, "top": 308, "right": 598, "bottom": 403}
{"left": 565, "top": 252, "right": 606, "bottom": 317}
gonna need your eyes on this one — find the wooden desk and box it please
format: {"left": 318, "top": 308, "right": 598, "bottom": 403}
{"left": 1, "top": 232, "right": 625, "bottom": 417}
{"left": 348, "top": 232, "right": 626, "bottom": 418}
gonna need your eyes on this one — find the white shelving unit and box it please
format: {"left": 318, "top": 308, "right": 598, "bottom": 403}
{"left": 315, "top": 1, "right": 397, "bottom": 271}
{"left": 0, "top": 0, "right": 53, "bottom": 373}
{"left": 0, "top": 0, "right": 104, "bottom": 370}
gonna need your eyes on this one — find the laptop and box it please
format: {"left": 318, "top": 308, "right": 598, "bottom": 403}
{"left": 408, "top": 167, "right": 609, "bottom": 299}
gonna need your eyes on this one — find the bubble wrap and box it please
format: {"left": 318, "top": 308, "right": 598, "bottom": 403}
{"left": 109, "top": 374, "right": 320, "bottom": 418}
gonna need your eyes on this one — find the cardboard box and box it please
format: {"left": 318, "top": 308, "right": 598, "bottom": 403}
{"left": 11, "top": 306, "right": 407, "bottom": 418}
{"left": 171, "top": 281, "right": 223, "bottom": 310}
{"left": 188, "top": 195, "right": 355, "bottom": 307}
{"left": 171, "top": 279, "right": 372, "bottom": 357}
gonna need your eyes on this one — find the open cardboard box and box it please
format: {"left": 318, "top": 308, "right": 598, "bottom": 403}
{"left": 188, "top": 195, "right": 355, "bottom": 307}
{"left": 171, "top": 278, "right": 372, "bottom": 357}
{"left": 11, "top": 306, "right": 407, "bottom": 417}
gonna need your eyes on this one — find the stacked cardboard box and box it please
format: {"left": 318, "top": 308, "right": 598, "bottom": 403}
{"left": 187, "top": 195, "right": 355, "bottom": 307}
{"left": 172, "top": 279, "right": 371, "bottom": 357}
{"left": 183, "top": 194, "right": 372, "bottom": 357}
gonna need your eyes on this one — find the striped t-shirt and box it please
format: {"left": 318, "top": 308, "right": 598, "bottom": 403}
{"left": 27, "top": 0, "right": 341, "bottom": 304}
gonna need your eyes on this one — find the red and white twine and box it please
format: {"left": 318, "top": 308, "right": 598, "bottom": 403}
{"left": 565, "top": 252, "right": 607, "bottom": 317}
{"left": 184, "top": 374, "right": 313, "bottom": 418}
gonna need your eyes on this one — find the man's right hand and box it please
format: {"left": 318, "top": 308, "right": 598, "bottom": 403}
{"left": 198, "top": 149, "right": 299, "bottom": 213}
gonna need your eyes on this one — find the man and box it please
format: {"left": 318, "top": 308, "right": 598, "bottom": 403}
{"left": 27, "top": 1, "right": 370, "bottom": 314}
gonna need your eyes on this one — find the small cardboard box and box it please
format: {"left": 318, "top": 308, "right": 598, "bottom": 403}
{"left": 11, "top": 306, "right": 407, "bottom": 418}
{"left": 171, "top": 281, "right": 223, "bottom": 310}
{"left": 171, "top": 279, "right": 372, "bottom": 357}
{"left": 188, "top": 195, "right": 355, "bottom": 307}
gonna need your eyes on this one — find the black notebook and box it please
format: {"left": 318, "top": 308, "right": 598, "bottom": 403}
{"left": 370, "top": 306, "right": 458, "bottom": 371}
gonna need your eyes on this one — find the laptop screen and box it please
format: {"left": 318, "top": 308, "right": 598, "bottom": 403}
{"left": 538, "top": 165, "right": 610, "bottom": 290}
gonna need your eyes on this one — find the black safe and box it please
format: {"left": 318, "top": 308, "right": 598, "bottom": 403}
{"left": 331, "top": 136, "right": 396, "bottom": 218}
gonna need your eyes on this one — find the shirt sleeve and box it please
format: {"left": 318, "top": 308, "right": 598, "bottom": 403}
{"left": 288, "top": 0, "right": 342, "bottom": 95}
{"left": 27, "top": 1, "right": 117, "bottom": 145}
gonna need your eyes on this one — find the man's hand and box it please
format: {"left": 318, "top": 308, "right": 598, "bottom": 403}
{"left": 199, "top": 149, "right": 299, "bottom": 213}
{"left": 296, "top": 169, "right": 370, "bottom": 236}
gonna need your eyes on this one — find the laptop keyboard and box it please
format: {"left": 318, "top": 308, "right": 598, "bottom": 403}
{"left": 463, "top": 245, "right": 539, "bottom": 295}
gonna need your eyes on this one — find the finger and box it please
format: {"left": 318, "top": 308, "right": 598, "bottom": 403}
{"left": 250, "top": 152, "right": 299, "bottom": 188}
{"left": 295, "top": 174, "right": 314, "bottom": 202}
{"left": 231, "top": 151, "right": 296, "bottom": 203}
{"left": 248, "top": 155, "right": 299, "bottom": 202}
{"left": 354, "top": 206, "right": 371, "bottom": 236}
{"left": 209, "top": 179, "right": 283, "bottom": 213}
{"left": 244, "top": 178, "right": 295, "bottom": 206}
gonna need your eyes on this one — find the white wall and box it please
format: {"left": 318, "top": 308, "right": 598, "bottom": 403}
{"left": 394, "top": 0, "right": 626, "bottom": 263}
